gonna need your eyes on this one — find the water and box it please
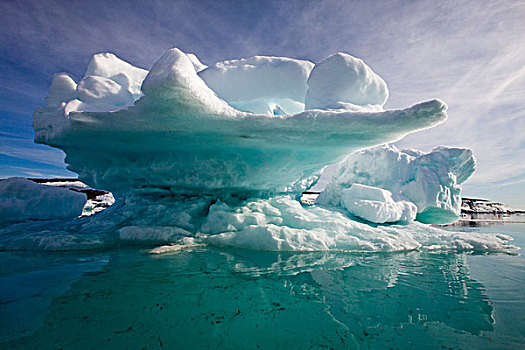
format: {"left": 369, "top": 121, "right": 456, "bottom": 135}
{"left": 1, "top": 222, "right": 524, "bottom": 349}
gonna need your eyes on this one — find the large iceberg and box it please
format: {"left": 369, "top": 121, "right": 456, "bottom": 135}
{"left": 3, "top": 47, "right": 511, "bottom": 253}
{"left": 33, "top": 48, "right": 447, "bottom": 195}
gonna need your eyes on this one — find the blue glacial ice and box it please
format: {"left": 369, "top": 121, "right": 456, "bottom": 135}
{"left": 1, "top": 47, "right": 514, "bottom": 252}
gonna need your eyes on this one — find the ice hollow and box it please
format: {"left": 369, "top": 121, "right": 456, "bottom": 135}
{"left": 199, "top": 56, "right": 314, "bottom": 114}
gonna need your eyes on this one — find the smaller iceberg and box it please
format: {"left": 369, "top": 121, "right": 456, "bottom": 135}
{"left": 317, "top": 144, "right": 476, "bottom": 224}
{"left": 0, "top": 178, "right": 87, "bottom": 224}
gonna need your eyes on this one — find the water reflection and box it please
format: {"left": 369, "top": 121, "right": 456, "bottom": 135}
{"left": 228, "top": 249, "right": 495, "bottom": 345}
{"left": 7, "top": 248, "right": 498, "bottom": 349}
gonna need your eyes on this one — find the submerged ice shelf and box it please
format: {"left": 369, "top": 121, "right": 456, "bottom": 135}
{"left": 0, "top": 48, "right": 514, "bottom": 253}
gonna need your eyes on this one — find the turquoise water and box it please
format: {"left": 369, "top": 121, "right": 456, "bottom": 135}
{"left": 1, "top": 223, "right": 524, "bottom": 349}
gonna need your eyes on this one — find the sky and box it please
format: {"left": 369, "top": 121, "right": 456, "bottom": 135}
{"left": 1, "top": 0, "right": 524, "bottom": 208}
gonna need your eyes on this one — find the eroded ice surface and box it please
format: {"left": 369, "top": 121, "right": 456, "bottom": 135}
{"left": 201, "top": 195, "right": 513, "bottom": 252}
{"left": 1, "top": 47, "right": 511, "bottom": 253}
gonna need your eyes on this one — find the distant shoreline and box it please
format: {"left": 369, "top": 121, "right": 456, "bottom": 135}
{"left": 458, "top": 219, "right": 525, "bottom": 223}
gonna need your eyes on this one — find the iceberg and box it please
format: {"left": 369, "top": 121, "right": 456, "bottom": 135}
{"left": 0, "top": 178, "right": 86, "bottom": 224}
{"left": 33, "top": 47, "right": 448, "bottom": 194}
{"left": 2, "top": 47, "right": 510, "bottom": 253}
{"left": 317, "top": 144, "right": 476, "bottom": 224}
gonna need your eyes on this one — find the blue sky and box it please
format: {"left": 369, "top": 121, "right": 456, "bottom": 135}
{"left": 1, "top": 0, "right": 524, "bottom": 208}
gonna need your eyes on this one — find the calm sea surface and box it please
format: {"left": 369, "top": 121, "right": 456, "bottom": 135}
{"left": 1, "top": 220, "right": 524, "bottom": 349}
